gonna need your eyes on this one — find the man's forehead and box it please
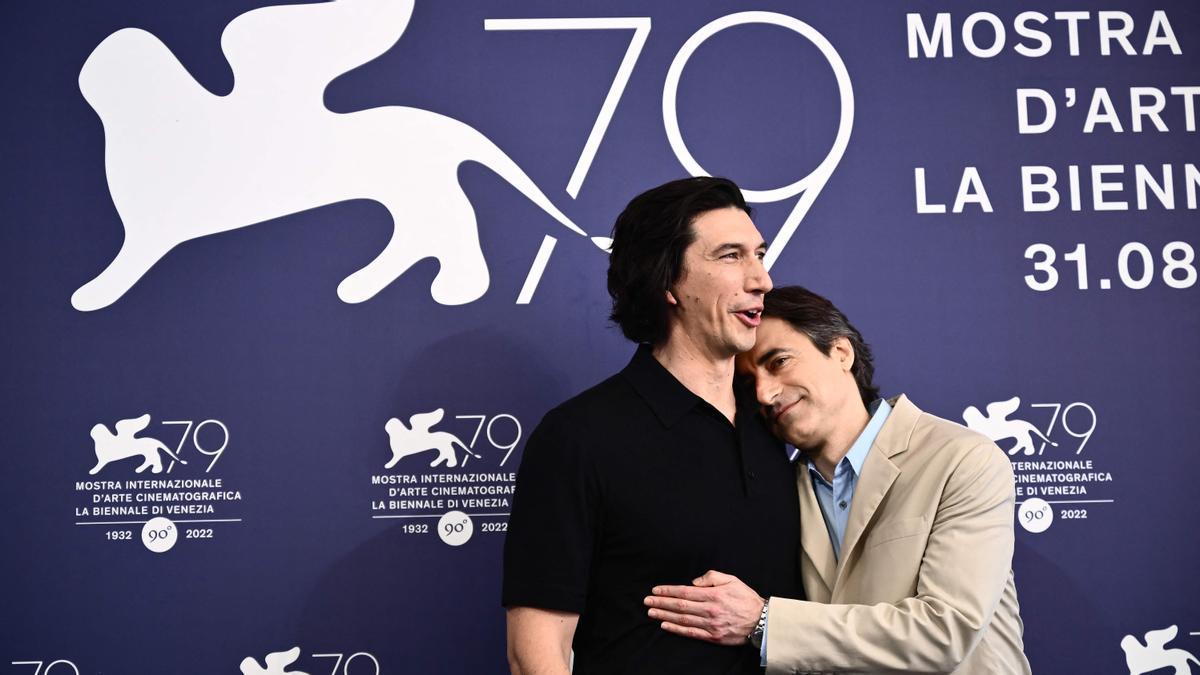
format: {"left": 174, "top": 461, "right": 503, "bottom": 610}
{"left": 746, "top": 320, "right": 815, "bottom": 362}
{"left": 690, "top": 208, "right": 761, "bottom": 244}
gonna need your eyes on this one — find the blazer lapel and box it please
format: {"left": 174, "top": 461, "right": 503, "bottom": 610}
{"left": 832, "top": 395, "right": 918, "bottom": 594}
{"left": 833, "top": 447, "right": 899, "bottom": 589}
{"left": 797, "top": 466, "right": 836, "bottom": 600}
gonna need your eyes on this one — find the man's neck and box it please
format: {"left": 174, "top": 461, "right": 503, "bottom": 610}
{"left": 810, "top": 402, "right": 872, "bottom": 482}
{"left": 651, "top": 337, "right": 738, "bottom": 423}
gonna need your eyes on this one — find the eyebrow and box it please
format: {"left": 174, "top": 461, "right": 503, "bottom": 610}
{"left": 711, "top": 241, "right": 769, "bottom": 255}
{"left": 756, "top": 347, "right": 786, "bottom": 367}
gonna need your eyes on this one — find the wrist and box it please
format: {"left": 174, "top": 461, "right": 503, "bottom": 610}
{"left": 746, "top": 597, "right": 769, "bottom": 649}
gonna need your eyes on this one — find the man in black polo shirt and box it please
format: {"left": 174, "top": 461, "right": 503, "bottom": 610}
{"left": 503, "top": 177, "right": 802, "bottom": 674}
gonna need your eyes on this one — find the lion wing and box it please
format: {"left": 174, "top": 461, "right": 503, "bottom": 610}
{"left": 409, "top": 408, "right": 445, "bottom": 433}
{"left": 985, "top": 396, "right": 1021, "bottom": 420}
{"left": 220, "top": 0, "right": 414, "bottom": 106}
{"left": 114, "top": 413, "right": 152, "bottom": 437}
{"left": 1144, "top": 625, "right": 1178, "bottom": 649}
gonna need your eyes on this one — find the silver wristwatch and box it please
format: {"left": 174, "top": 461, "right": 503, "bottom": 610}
{"left": 747, "top": 598, "right": 769, "bottom": 649}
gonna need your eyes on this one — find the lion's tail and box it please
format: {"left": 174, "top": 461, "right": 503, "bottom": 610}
{"left": 158, "top": 441, "right": 188, "bottom": 464}
{"left": 1028, "top": 424, "right": 1057, "bottom": 446}
{"left": 460, "top": 126, "right": 595, "bottom": 244}
{"left": 453, "top": 439, "right": 482, "bottom": 459}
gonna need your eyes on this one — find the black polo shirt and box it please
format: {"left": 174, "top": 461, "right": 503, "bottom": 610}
{"left": 503, "top": 345, "right": 802, "bottom": 674}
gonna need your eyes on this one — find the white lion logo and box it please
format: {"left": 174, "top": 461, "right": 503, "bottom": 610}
{"left": 240, "top": 647, "right": 310, "bottom": 675}
{"left": 73, "top": 0, "right": 606, "bottom": 311}
{"left": 385, "top": 408, "right": 480, "bottom": 469}
{"left": 962, "top": 396, "right": 1057, "bottom": 456}
{"left": 1121, "top": 625, "right": 1199, "bottom": 675}
{"left": 89, "top": 413, "right": 186, "bottom": 474}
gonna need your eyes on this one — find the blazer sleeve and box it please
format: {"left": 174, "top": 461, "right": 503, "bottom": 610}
{"left": 765, "top": 443, "right": 1016, "bottom": 674}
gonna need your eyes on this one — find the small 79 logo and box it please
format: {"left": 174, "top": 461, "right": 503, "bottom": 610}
{"left": 10, "top": 661, "right": 80, "bottom": 675}
{"left": 240, "top": 648, "right": 382, "bottom": 675}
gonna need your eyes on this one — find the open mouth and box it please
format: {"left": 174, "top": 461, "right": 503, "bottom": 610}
{"left": 735, "top": 309, "right": 762, "bottom": 327}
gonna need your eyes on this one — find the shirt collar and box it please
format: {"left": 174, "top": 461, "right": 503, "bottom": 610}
{"left": 806, "top": 398, "right": 892, "bottom": 480}
{"left": 620, "top": 344, "right": 757, "bottom": 428}
{"left": 846, "top": 398, "right": 891, "bottom": 473}
{"left": 620, "top": 344, "right": 703, "bottom": 428}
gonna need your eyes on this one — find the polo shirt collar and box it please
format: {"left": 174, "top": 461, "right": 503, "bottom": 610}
{"left": 621, "top": 344, "right": 703, "bottom": 427}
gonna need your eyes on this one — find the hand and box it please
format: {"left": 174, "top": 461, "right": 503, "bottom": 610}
{"left": 643, "top": 570, "right": 765, "bottom": 646}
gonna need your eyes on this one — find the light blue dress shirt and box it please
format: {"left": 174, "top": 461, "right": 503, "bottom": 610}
{"left": 761, "top": 398, "right": 891, "bottom": 664}
{"left": 808, "top": 398, "right": 892, "bottom": 560}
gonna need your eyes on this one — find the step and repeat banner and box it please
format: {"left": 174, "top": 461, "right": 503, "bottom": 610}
{"left": 2, "top": 0, "right": 1198, "bottom": 673}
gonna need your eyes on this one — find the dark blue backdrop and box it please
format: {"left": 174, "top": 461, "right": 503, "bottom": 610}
{"left": 3, "top": 1, "right": 1198, "bottom": 673}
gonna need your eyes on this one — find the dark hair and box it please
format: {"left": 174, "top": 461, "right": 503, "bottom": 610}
{"left": 762, "top": 286, "right": 880, "bottom": 406}
{"left": 607, "top": 177, "right": 751, "bottom": 344}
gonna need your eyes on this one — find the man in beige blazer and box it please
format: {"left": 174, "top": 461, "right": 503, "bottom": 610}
{"left": 644, "top": 286, "right": 1031, "bottom": 674}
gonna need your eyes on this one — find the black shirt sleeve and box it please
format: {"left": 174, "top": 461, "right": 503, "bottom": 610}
{"left": 501, "top": 406, "right": 601, "bottom": 613}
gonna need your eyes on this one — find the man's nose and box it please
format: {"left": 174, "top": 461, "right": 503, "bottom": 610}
{"left": 746, "top": 257, "right": 772, "bottom": 294}
{"left": 755, "top": 376, "right": 778, "bottom": 408}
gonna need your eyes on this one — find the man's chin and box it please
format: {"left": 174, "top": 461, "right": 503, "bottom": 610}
{"left": 769, "top": 422, "right": 791, "bottom": 444}
{"left": 728, "top": 333, "right": 757, "bottom": 356}
{"left": 772, "top": 422, "right": 810, "bottom": 449}
{"left": 714, "top": 339, "right": 755, "bottom": 359}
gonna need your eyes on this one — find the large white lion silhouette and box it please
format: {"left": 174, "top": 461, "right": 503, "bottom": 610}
{"left": 73, "top": 0, "right": 603, "bottom": 311}
{"left": 1121, "top": 625, "right": 1200, "bottom": 675}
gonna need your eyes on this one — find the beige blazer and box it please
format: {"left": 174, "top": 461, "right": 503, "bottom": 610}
{"left": 765, "top": 395, "right": 1031, "bottom": 675}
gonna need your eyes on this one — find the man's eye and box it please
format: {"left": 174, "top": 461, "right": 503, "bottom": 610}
{"left": 755, "top": 251, "right": 767, "bottom": 261}
{"left": 769, "top": 357, "right": 788, "bottom": 371}
{"left": 721, "top": 252, "right": 739, "bottom": 260}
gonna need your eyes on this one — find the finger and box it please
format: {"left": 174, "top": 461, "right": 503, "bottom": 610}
{"left": 659, "top": 620, "right": 718, "bottom": 643}
{"left": 646, "top": 607, "right": 711, "bottom": 629}
{"left": 651, "top": 584, "right": 712, "bottom": 601}
{"left": 643, "top": 595, "right": 710, "bottom": 617}
{"left": 693, "top": 570, "right": 737, "bottom": 586}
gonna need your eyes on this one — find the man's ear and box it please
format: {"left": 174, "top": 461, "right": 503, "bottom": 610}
{"left": 832, "top": 336, "right": 855, "bottom": 372}
{"left": 665, "top": 288, "right": 678, "bottom": 306}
